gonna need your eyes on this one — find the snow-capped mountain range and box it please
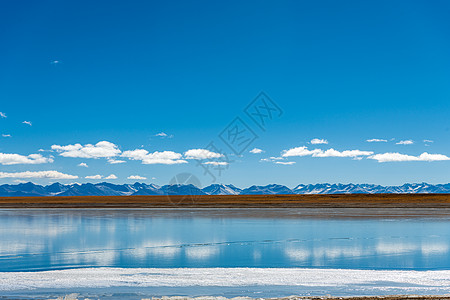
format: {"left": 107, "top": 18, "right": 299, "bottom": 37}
{"left": 0, "top": 182, "right": 449, "bottom": 197}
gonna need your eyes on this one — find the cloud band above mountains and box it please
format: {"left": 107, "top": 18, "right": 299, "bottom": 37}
{"left": 51, "top": 141, "right": 224, "bottom": 165}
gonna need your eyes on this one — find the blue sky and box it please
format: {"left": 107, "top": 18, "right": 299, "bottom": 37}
{"left": 0, "top": 0, "right": 449, "bottom": 188}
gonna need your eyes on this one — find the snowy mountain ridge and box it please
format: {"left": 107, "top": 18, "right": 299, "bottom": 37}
{"left": 0, "top": 182, "right": 449, "bottom": 197}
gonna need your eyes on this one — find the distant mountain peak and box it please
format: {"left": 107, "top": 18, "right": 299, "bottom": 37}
{"left": 0, "top": 182, "right": 449, "bottom": 197}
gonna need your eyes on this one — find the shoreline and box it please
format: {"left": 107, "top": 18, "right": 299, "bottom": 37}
{"left": 1, "top": 194, "right": 450, "bottom": 209}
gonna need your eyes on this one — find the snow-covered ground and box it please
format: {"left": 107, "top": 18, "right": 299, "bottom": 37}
{"left": 1, "top": 268, "right": 450, "bottom": 299}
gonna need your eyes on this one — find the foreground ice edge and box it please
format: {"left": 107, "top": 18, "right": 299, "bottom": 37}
{"left": 1, "top": 268, "right": 450, "bottom": 292}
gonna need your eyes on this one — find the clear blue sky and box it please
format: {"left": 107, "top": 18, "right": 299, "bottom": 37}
{"left": 0, "top": 0, "right": 449, "bottom": 187}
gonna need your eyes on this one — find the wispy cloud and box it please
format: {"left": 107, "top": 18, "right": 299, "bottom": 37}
{"left": 122, "top": 149, "right": 187, "bottom": 165}
{"left": 260, "top": 156, "right": 294, "bottom": 165}
{"left": 22, "top": 121, "right": 32, "bottom": 126}
{"left": 275, "top": 161, "right": 296, "bottom": 165}
{"left": 396, "top": 140, "right": 414, "bottom": 145}
{"left": 155, "top": 132, "right": 173, "bottom": 138}
{"left": 260, "top": 156, "right": 284, "bottom": 162}
{"left": 85, "top": 175, "right": 102, "bottom": 179}
{"left": 77, "top": 162, "right": 88, "bottom": 167}
{"left": 203, "top": 161, "right": 229, "bottom": 166}
{"left": 2, "top": 134, "right": 11, "bottom": 138}
{"left": 127, "top": 175, "right": 147, "bottom": 180}
{"left": 50, "top": 60, "right": 61, "bottom": 64}
{"left": 0, "top": 153, "right": 53, "bottom": 165}
{"left": 282, "top": 146, "right": 373, "bottom": 158}
{"left": 367, "top": 139, "right": 387, "bottom": 143}
{"left": 0, "top": 171, "right": 77, "bottom": 179}
{"left": 424, "top": 139, "right": 434, "bottom": 143}
{"left": 13, "top": 179, "right": 28, "bottom": 184}
{"left": 108, "top": 159, "right": 126, "bottom": 164}
{"left": 52, "top": 141, "right": 121, "bottom": 158}
{"left": 0, "top": 112, "right": 6, "bottom": 118}
{"left": 184, "top": 149, "right": 224, "bottom": 160}
{"left": 310, "top": 138, "right": 328, "bottom": 145}
{"left": 250, "top": 148, "right": 264, "bottom": 154}
{"left": 369, "top": 152, "right": 450, "bottom": 162}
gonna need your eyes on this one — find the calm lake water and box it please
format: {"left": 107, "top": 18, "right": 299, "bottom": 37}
{"left": 1, "top": 208, "right": 450, "bottom": 272}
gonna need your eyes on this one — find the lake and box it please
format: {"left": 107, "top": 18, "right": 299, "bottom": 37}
{"left": 1, "top": 208, "right": 450, "bottom": 298}
{"left": 1, "top": 208, "right": 450, "bottom": 271}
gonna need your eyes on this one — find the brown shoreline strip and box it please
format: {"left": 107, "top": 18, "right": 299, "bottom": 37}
{"left": 0, "top": 193, "right": 450, "bottom": 209}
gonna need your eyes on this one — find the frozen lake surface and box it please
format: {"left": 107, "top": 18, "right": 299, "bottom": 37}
{"left": 1, "top": 208, "right": 450, "bottom": 271}
{"left": 1, "top": 208, "right": 450, "bottom": 298}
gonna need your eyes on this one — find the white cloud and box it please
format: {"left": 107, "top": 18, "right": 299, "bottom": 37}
{"left": 260, "top": 156, "right": 293, "bottom": 165}
{"left": 310, "top": 138, "right": 328, "bottom": 145}
{"left": 154, "top": 132, "right": 173, "bottom": 138}
{"left": 282, "top": 146, "right": 373, "bottom": 158}
{"left": 22, "top": 121, "right": 32, "bottom": 126}
{"left": 85, "top": 175, "right": 102, "bottom": 179}
{"left": 275, "top": 161, "right": 296, "bottom": 165}
{"left": 121, "top": 149, "right": 148, "bottom": 160}
{"left": 0, "top": 112, "right": 6, "bottom": 118}
{"left": 203, "top": 161, "right": 229, "bottom": 166}
{"left": 2, "top": 134, "right": 11, "bottom": 138}
{"left": 282, "top": 147, "right": 322, "bottom": 157}
{"left": 104, "top": 174, "right": 118, "bottom": 180}
{"left": 122, "top": 149, "right": 187, "bottom": 165}
{"left": 0, "top": 153, "right": 53, "bottom": 165}
{"left": 315, "top": 149, "right": 374, "bottom": 158}
{"left": 184, "top": 149, "right": 224, "bottom": 160}
{"left": 78, "top": 162, "right": 88, "bottom": 167}
{"left": 369, "top": 152, "right": 450, "bottom": 162}
{"left": 260, "top": 156, "right": 284, "bottom": 162}
{"left": 127, "top": 175, "right": 147, "bottom": 180}
{"left": 367, "top": 139, "right": 387, "bottom": 143}
{"left": 424, "top": 139, "right": 434, "bottom": 143}
{"left": 250, "top": 148, "right": 264, "bottom": 154}
{"left": 52, "top": 141, "right": 121, "bottom": 158}
{"left": 108, "top": 159, "right": 126, "bottom": 164}
{"left": 0, "top": 171, "right": 77, "bottom": 179}
{"left": 396, "top": 140, "right": 414, "bottom": 145}
{"left": 50, "top": 60, "right": 61, "bottom": 64}
{"left": 14, "top": 179, "right": 27, "bottom": 184}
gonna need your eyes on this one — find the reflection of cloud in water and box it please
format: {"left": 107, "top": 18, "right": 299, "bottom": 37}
{"left": 132, "top": 246, "right": 181, "bottom": 259}
{"left": 285, "top": 248, "right": 310, "bottom": 261}
{"left": 286, "top": 247, "right": 364, "bottom": 262}
{"left": 376, "top": 242, "right": 418, "bottom": 254}
{"left": 0, "top": 242, "right": 45, "bottom": 255}
{"left": 51, "top": 250, "right": 117, "bottom": 266}
{"left": 83, "top": 251, "right": 117, "bottom": 265}
{"left": 149, "top": 246, "right": 180, "bottom": 258}
{"left": 185, "top": 246, "right": 218, "bottom": 260}
{"left": 253, "top": 249, "right": 262, "bottom": 260}
{"left": 141, "top": 240, "right": 178, "bottom": 248}
{"left": 314, "top": 247, "right": 364, "bottom": 259}
{"left": 421, "top": 243, "right": 449, "bottom": 255}
{"left": 0, "top": 226, "right": 74, "bottom": 237}
{"left": 129, "top": 239, "right": 182, "bottom": 259}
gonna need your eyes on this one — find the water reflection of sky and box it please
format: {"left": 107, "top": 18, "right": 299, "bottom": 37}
{"left": 0, "top": 209, "right": 449, "bottom": 271}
